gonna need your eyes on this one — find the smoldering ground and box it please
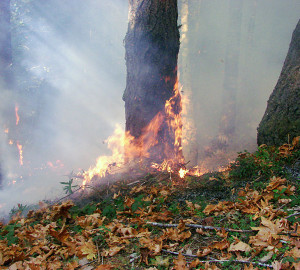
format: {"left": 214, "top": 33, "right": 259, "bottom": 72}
{"left": 0, "top": 0, "right": 300, "bottom": 217}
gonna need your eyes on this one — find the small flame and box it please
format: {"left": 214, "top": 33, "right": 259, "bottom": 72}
{"left": 15, "top": 104, "right": 20, "bottom": 125}
{"left": 16, "top": 142, "right": 23, "bottom": 165}
{"left": 4, "top": 128, "right": 9, "bottom": 134}
{"left": 178, "top": 168, "right": 189, "bottom": 178}
{"left": 9, "top": 140, "right": 13, "bottom": 145}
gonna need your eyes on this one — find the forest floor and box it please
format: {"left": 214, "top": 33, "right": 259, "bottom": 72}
{"left": 0, "top": 140, "right": 299, "bottom": 270}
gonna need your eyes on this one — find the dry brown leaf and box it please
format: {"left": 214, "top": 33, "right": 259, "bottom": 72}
{"left": 228, "top": 240, "right": 251, "bottom": 252}
{"left": 189, "top": 259, "right": 200, "bottom": 269}
{"left": 173, "top": 252, "right": 188, "bottom": 270}
{"left": 196, "top": 247, "right": 212, "bottom": 257}
{"left": 80, "top": 240, "right": 97, "bottom": 260}
{"left": 94, "top": 265, "right": 115, "bottom": 270}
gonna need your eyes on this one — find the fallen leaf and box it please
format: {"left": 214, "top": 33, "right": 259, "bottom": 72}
{"left": 173, "top": 252, "right": 188, "bottom": 270}
{"left": 229, "top": 240, "right": 251, "bottom": 252}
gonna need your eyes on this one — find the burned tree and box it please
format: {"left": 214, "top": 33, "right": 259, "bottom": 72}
{"left": 123, "top": 0, "right": 182, "bottom": 163}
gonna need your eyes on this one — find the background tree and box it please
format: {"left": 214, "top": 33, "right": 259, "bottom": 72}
{"left": 123, "top": 0, "right": 181, "bottom": 163}
{"left": 0, "top": 0, "right": 13, "bottom": 88}
{"left": 257, "top": 19, "right": 300, "bottom": 146}
{"left": 0, "top": 0, "right": 13, "bottom": 186}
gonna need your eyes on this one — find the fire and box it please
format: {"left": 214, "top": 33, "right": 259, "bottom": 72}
{"left": 82, "top": 125, "right": 128, "bottom": 185}
{"left": 15, "top": 104, "right": 20, "bottom": 125}
{"left": 164, "top": 77, "right": 184, "bottom": 162}
{"left": 16, "top": 142, "right": 23, "bottom": 165}
{"left": 178, "top": 168, "right": 189, "bottom": 178}
{"left": 4, "top": 128, "right": 9, "bottom": 134}
{"left": 81, "top": 72, "right": 186, "bottom": 186}
{"left": 9, "top": 140, "right": 13, "bottom": 145}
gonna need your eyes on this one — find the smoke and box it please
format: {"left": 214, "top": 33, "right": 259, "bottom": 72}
{"left": 178, "top": 0, "right": 300, "bottom": 167}
{"left": 0, "top": 0, "right": 128, "bottom": 216}
{"left": 0, "top": 0, "right": 300, "bottom": 217}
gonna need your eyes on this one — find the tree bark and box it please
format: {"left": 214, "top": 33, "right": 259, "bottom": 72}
{"left": 123, "top": 0, "right": 181, "bottom": 163}
{"left": 257, "top": 19, "right": 300, "bottom": 146}
{"left": 0, "top": 0, "right": 13, "bottom": 88}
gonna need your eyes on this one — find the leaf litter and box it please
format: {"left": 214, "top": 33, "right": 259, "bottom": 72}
{"left": 0, "top": 141, "right": 299, "bottom": 269}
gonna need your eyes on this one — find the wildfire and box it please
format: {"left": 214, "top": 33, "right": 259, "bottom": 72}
{"left": 16, "top": 142, "right": 23, "bottom": 166}
{"left": 15, "top": 104, "right": 20, "bottom": 125}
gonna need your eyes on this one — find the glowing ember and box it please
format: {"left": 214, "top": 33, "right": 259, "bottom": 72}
{"left": 15, "top": 104, "right": 20, "bottom": 125}
{"left": 178, "top": 168, "right": 188, "bottom": 178}
{"left": 16, "top": 142, "right": 23, "bottom": 165}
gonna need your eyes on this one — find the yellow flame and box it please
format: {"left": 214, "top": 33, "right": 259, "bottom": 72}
{"left": 16, "top": 142, "right": 23, "bottom": 165}
{"left": 178, "top": 168, "right": 189, "bottom": 178}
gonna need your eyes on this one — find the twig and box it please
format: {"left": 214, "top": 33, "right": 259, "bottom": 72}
{"left": 286, "top": 212, "right": 300, "bottom": 219}
{"left": 54, "top": 186, "right": 83, "bottom": 203}
{"left": 161, "top": 249, "right": 273, "bottom": 268}
{"left": 147, "top": 222, "right": 254, "bottom": 233}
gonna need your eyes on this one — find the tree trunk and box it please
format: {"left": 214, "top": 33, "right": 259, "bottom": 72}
{"left": 123, "top": 0, "right": 182, "bottom": 163}
{"left": 0, "top": 0, "right": 13, "bottom": 88}
{"left": 257, "top": 19, "right": 300, "bottom": 146}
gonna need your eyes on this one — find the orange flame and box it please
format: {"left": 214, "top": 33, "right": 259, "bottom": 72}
{"left": 15, "top": 104, "right": 20, "bottom": 125}
{"left": 16, "top": 142, "right": 23, "bottom": 165}
{"left": 4, "top": 128, "right": 9, "bottom": 134}
{"left": 82, "top": 73, "right": 185, "bottom": 186}
{"left": 9, "top": 140, "right": 13, "bottom": 145}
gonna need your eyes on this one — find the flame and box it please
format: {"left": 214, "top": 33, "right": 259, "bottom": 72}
{"left": 4, "top": 128, "right": 9, "bottom": 134}
{"left": 83, "top": 125, "right": 128, "bottom": 185}
{"left": 9, "top": 140, "right": 13, "bottom": 145}
{"left": 16, "top": 142, "right": 23, "bottom": 165}
{"left": 178, "top": 168, "right": 189, "bottom": 178}
{"left": 82, "top": 72, "right": 185, "bottom": 186}
{"left": 15, "top": 104, "right": 20, "bottom": 125}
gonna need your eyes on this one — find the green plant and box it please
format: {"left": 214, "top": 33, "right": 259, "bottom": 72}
{"left": 60, "top": 179, "right": 78, "bottom": 195}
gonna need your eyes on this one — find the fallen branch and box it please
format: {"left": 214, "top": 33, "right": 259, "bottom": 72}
{"left": 286, "top": 212, "right": 300, "bottom": 219}
{"left": 147, "top": 222, "right": 254, "bottom": 233}
{"left": 161, "top": 249, "right": 273, "bottom": 268}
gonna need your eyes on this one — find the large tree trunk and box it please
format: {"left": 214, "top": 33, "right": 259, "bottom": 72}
{"left": 257, "top": 19, "right": 300, "bottom": 146}
{"left": 123, "top": 0, "right": 182, "bottom": 163}
{"left": 0, "top": 0, "right": 13, "bottom": 88}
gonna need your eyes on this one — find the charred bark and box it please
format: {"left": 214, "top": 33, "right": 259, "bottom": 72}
{"left": 0, "top": 0, "right": 13, "bottom": 88}
{"left": 123, "top": 0, "right": 181, "bottom": 163}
